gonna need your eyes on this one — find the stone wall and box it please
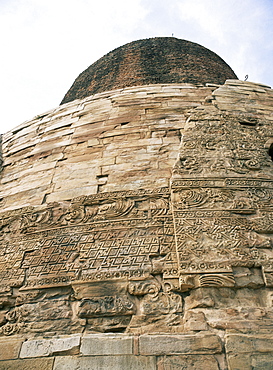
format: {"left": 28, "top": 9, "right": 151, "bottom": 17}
{"left": 1, "top": 80, "right": 273, "bottom": 369}
{"left": 1, "top": 84, "right": 212, "bottom": 211}
{"left": 0, "top": 135, "right": 2, "bottom": 173}
{"left": 1, "top": 332, "right": 273, "bottom": 369}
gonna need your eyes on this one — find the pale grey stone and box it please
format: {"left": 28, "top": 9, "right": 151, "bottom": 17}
{"left": 20, "top": 335, "right": 80, "bottom": 358}
{"left": 81, "top": 334, "right": 133, "bottom": 355}
{"left": 54, "top": 355, "right": 156, "bottom": 370}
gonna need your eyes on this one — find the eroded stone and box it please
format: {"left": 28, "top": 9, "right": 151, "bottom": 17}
{"left": 80, "top": 334, "right": 133, "bottom": 355}
{"left": 157, "top": 355, "right": 219, "bottom": 370}
{"left": 139, "top": 333, "right": 222, "bottom": 355}
{"left": 53, "top": 355, "right": 156, "bottom": 370}
{"left": 20, "top": 335, "right": 81, "bottom": 358}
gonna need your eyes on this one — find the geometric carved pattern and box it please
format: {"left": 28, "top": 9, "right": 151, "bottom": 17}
{"left": 0, "top": 188, "right": 177, "bottom": 289}
{"left": 1, "top": 84, "right": 273, "bottom": 338}
{"left": 0, "top": 112, "right": 272, "bottom": 293}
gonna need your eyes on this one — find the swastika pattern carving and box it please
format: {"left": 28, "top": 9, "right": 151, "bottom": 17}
{"left": 0, "top": 189, "right": 177, "bottom": 289}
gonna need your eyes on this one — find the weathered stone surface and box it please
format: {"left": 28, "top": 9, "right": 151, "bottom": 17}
{"left": 249, "top": 354, "right": 273, "bottom": 370}
{"left": 1, "top": 61, "right": 273, "bottom": 370}
{"left": 227, "top": 353, "right": 273, "bottom": 370}
{"left": 85, "top": 316, "right": 133, "bottom": 333}
{"left": 139, "top": 334, "right": 222, "bottom": 355}
{"left": 226, "top": 333, "right": 273, "bottom": 369}
{"left": 0, "top": 358, "right": 54, "bottom": 370}
{"left": 233, "top": 267, "right": 264, "bottom": 288}
{"left": 1, "top": 84, "right": 212, "bottom": 211}
{"left": 157, "top": 355, "right": 219, "bottom": 370}
{"left": 0, "top": 337, "right": 24, "bottom": 360}
{"left": 53, "top": 355, "right": 156, "bottom": 370}
{"left": 20, "top": 335, "right": 80, "bottom": 358}
{"left": 226, "top": 333, "right": 273, "bottom": 354}
{"left": 80, "top": 334, "right": 133, "bottom": 355}
{"left": 184, "top": 311, "right": 208, "bottom": 331}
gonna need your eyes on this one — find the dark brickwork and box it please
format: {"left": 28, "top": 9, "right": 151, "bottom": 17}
{"left": 61, "top": 37, "right": 237, "bottom": 104}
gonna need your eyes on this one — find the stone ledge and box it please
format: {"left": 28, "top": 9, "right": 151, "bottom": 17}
{"left": 20, "top": 335, "right": 81, "bottom": 358}
{"left": 139, "top": 333, "right": 222, "bottom": 355}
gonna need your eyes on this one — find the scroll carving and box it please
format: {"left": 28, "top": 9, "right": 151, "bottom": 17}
{"left": 78, "top": 296, "right": 135, "bottom": 318}
{"left": 0, "top": 99, "right": 273, "bottom": 336}
{"left": 0, "top": 188, "right": 177, "bottom": 292}
{"left": 128, "top": 279, "right": 182, "bottom": 316}
{"left": 172, "top": 108, "right": 273, "bottom": 291}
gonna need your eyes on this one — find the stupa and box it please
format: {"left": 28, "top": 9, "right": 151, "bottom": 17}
{"left": 0, "top": 37, "right": 273, "bottom": 369}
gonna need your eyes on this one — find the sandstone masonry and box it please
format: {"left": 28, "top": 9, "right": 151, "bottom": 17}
{"left": 0, "top": 80, "right": 273, "bottom": 369}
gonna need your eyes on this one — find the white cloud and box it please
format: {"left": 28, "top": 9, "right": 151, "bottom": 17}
{"left": 0, "top": 0, "right": 148, "bottom": 133}
{"left": 175, "top": 0, "right": 273, "bottom": 83}
{"left": 0, "top": 0, "right": 272, "bottom": 134}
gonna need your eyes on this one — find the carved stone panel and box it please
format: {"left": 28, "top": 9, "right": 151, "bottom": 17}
{"left": 0, "top": 188, "right": 177, "bottom": 291}
{"left": 172, "top": 109, "right": 273, "bottom": 290}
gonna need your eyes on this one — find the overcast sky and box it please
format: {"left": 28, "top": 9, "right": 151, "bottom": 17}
{"left": 1, "top": 0, "right": 272, "bottom": 134}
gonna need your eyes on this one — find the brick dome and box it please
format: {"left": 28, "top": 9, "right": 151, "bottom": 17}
{"left": 60, "top": 37, "right": 238, "bottom": 104}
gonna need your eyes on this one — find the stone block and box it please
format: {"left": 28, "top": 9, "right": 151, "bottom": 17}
{"left": 250, "top": 354, "right": 273, "bottom": 370}
{"left": 227, "top": 353, "right": 273, "bottom": 370}
{"left": 30, "top": 138, "right": 72, "bottom": 155}
{"left": 43, "top": 117, "right": 78, "bottom": 133}
{"left": 53, "top": 355, "right": 156, "bottom": 370}
{"left": 157, "top": 355, "right": 219, "bottom": 370}
{"left": 2, "top": 185, "right": 50, "bottom": 209}
{"left": 184, "top": 311, "right": 208, "bottom": 331}
{"left": 162, "top": 136, "right": 181, "bottom": 144}
{"left": 226, "top": 333, "right": 273, "bottom": 354}
{"left": 80, "top": 334, "right": 133, "bottom": 355}
{"left": 0, "top": 358, "right": 54, "bottom": 370}
{"left": 227, "top": 353, "right": 252, "bottom": 370}
{"left": 40, "top": 128, "right": 74, "bottom": 142}
{"left": 20, "top": 335, "right": 80, "bottom": 358}
{"left": 233, "top": 267, "right": 264, "bottom": 288}
{"left": 0, "top": 337, "right": 24, "bottom": 360}
{"left": 87, "top": 138, "right": 101, "bottom": 147}
{"left": 139, "top": 333, "right": 222, "bottom": 355}
{"left": 46, "top": 185, "right": 97, "bottom": 202}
